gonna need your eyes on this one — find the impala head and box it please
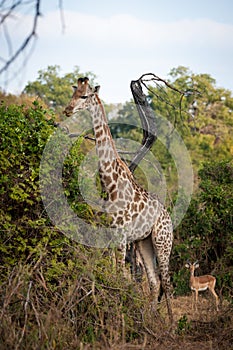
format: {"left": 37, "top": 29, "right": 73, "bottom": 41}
{"left": 185, "top": 260, "right": 199, "bottom": 270}
{"left": 63, "top": 77, "right": 100, "bottom": 117}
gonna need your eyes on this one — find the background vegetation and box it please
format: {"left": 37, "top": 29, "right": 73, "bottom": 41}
{"left": 0, "top": 66, "right": 232, "bottom": 349}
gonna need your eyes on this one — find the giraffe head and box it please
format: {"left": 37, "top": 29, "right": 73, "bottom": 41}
{"left": 63, "top": 77, "right": 100, "bottom": 117}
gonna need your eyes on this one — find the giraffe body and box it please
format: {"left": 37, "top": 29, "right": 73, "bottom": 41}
{"left": 64, "top": 77, "right": 173, "bottom": 321}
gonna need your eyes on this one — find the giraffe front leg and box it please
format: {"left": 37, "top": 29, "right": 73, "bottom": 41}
{"left": 111, "top": 232, "right": 131, "bottom": 280}
{"left": 115, "top": 243, "right": 126, "bottom": 269}
{"left": 116, "top": 243, "right": 133, "bottom": 280}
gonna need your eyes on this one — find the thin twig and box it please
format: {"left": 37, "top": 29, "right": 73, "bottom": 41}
{"left": 30, "top": 300, "right": 42, "bottom": 340}
{"left": 58, "top": 0, "right": 66, "bottom": 34}
{"left": 139, "top": 72, "right": 201, "bottom": 134}
{"left": 16, "top": 280, "right": 33, "bottom": 349}
{"left": 117, "top": 150, "right": 136, "bottom": 155}
{"left": 0, "top": 269, "right": 23, "bottom": 320}
{"left": 0, "top": 0, "right": 40, "bottom": 75}
{"left": 0, "top": 0, "right": 22, "bottom": 25}
{"left": 139, "top": 72, "right": 186, "bottom": 95}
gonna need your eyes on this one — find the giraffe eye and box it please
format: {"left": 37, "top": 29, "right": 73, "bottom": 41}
{"left": 80, "top": 95, "right": 88, "bottom": 99}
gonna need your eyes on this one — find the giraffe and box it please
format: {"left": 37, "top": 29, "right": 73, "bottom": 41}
{"left": 64, "top": 77, "right": 174, "bottom": 322}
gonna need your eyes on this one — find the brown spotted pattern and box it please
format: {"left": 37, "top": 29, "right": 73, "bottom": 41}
{"left": 64, "top": 78, "right": 174, "bottom": 321}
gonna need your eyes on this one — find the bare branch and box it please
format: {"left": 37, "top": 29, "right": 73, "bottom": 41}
{"left": 0, "top": 1, "right": 67, "bottom": 84}
{"left": 0, "top": 0, "right": 41, "bottom": 75}
{"left": 138, "top": 72, "right": 201, "bottom": 131}
{"left": 2, "top": 20, "right": 13, "bottom": 58}
{"left": 58, "top": 0, "right": 66, "bottom": 34}
{"left": 16, "top": 280, "right": 33, "bottom": 349}
{"left": 129, "top": 78, "right": 157, "bottom": 172}
{"left": 0, "top": 0, "right": 23, "bottom": 26}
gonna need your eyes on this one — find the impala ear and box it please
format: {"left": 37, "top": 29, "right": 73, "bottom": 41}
{"left": 185, "top": 263, "right": 190, "bottom": 268}
{"left": 194, "top": 263, "right": 199, "bottom": 268}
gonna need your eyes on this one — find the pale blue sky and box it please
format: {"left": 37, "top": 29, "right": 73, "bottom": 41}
{"left": 1, "top": 0, "right": 233, "bottom": 102}
{"left": 41, "top": 0, "right": 233, "bottom": 23}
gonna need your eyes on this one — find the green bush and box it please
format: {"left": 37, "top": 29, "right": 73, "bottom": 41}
{"left": 0, "top": 100, "right": 152, "bottom": 348}
{"left": 172, "top": 160, "right": 233, "bottom": 299}
{"left": 0, "top": 101, "right": 56, "bottom": 267}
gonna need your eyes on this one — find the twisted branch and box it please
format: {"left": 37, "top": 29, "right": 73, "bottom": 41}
{"left": 0, "top": 0, "right": 65, "bottom": 76}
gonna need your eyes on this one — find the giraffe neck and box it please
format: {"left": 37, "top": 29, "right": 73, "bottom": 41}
{"left": 87, "top": 94, "right": 136, "bottom": 199}
{"left": 89, "top": 94, "right": 119, "bottom": 164}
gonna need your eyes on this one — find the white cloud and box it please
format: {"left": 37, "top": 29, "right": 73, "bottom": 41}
{"left": 38, "top": 11, "right": 233, "bottom": 49}
{"left": 1, "top": 9, "right": 233, "bottom": 102}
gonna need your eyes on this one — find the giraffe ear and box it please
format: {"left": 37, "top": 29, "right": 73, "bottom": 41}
{"left": 72, "top": 85, "right": 77, "bottom": 92}
{"left": 94, "top": 85, "right": 100, "bottom": 94}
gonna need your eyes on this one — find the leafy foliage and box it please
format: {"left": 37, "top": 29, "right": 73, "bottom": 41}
{"left": 0, "top": 96, "right": 153, "bottom": 348}
{"left": 0, "top": 251, "right": 149, "bottom": 349}
{"left": 0, "top": 66, "right": 233, "bottom": 348}
{"left": 172, "top": 161, "right": 233, "bottom": 299}
{"left": 107, "top": 67, "right": 233, "bottom": 300}
{"left": 24, "top": 65, "right": 97, "bottom": 119}
{"left": 0, "top": 101, "right": 56, "bottom": 266}
{"left": 111, "top": 67, "right": 233, "bottom": 186}
{"left": 153, "top": 66, "right": 233, "bottom": 166}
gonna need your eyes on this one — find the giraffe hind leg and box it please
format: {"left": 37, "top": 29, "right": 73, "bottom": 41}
{"left": 151, "top": 223, "right": 173, "bottom": 322}
{"left": 136, "top": 235, "right": 161, "bottom": 297}
{"left": 151, "top": 234, "right": 172, "bottom": 297}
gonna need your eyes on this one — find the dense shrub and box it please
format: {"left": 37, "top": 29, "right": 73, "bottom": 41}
{"left": 172, "top": 161, "right": 233, "bottom": 300}
{"left": 0, "top": 99, "right": 232, "bottom": 348}
{"left": 0, "top": 101, "right": 56, "bottom": 267}
{"left": 0, "top": 101, "right": 153, "bottom": 348}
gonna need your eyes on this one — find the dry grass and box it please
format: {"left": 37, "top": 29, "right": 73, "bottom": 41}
{"left": 152, "top": 295, "right": 233, "bottom": 350}
{"left": 0, "top": 264, "right": 232, "bottom": 350}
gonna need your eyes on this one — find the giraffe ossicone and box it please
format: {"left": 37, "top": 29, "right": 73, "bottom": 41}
{"left": 63, "top": 77, "right": 174, "bottom": 322}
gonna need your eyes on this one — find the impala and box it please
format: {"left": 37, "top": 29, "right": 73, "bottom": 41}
{"left": 185, "top": 261, "right": 219, "bottom": 311}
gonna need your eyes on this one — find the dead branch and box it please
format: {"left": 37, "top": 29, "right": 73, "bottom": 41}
{"left": 129, "top": 78, "right": 157, "bottom": 172}
{"left": 138, "top": 72, "right": 201, "bottom": 129}
{"left": 16, "top": 280, "right": 33, "bottom": 350}
{"left": 0, "top": 0, "right": 65, "bottom": 77}
{"left": 58, "top": 0, "right": 66, "bottom": 33}
{"left": 0, "top": 0, "right": 22, "bottom": 26}
{"left": 0, "top": 0, "right": 41, "bottom": 75}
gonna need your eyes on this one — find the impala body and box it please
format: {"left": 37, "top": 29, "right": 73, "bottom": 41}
{"left": 185, "top": 261, "right": 219, "bottom": 311}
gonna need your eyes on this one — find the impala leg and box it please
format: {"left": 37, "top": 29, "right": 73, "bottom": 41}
{"left": 210, "top": 288, "right": 219, "bottom": 311}
{"left": 191, "top": 291, "right": 195, "bottom": 310}
{"left": 195, "top": 290, "right": 198, "bottom": 311}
